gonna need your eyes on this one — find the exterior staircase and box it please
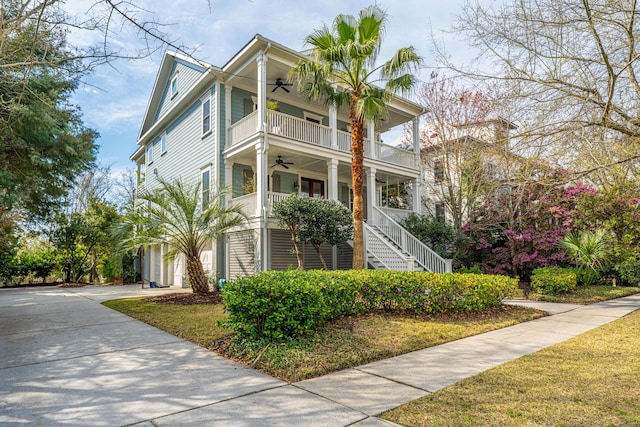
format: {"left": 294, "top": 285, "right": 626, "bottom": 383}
{"left": 365, "top": 207, "right": 452, "bottom": 273}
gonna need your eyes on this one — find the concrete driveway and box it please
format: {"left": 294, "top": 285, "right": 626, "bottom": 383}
{"left": 1, "top": 284, "right": 639, "bottom": 426}
{"left": 0, "top": 285, "right": 377, "bottom": 426}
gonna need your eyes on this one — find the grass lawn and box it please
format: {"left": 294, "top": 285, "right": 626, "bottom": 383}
{"left": 104, "top": 297, "right": 543, "bottom": 382}
{"left": 103, "top": 298, "right": 230, "bottom": 347}
{"left": 383, "top": 310, "right": 640, "bottom": 427}
{"left": 528, "top": 285, "right": 640, "bottom": 304}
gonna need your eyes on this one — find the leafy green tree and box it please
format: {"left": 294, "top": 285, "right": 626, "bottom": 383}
{"left": 399, "top": 213, "right": 456, "bottom": 258}
{"left": 290, "top": 5, "right": 422, "bottom": 269}
{"left": 298, "top": 199, "right": 353, "bottom": 270}
{"left": 0, "top": 4, "right": 97, "bottom": 220}
{"left": 112, "top": 178, "right": 245, "bottom": 294}
{"left": 273, "top": 195, "right": 354, "bottom": 270}
{"left": 272, "top": 194, "right": 313, "bottom": 270}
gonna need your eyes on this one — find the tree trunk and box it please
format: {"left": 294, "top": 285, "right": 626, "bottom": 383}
{"left": 314, "top": 244, "right": 328, "bottom": 270}
{"left": 290, "top": 231, "right": 304, "bottom": 270}
{"left": 186, "top": 255, "right": 210, "bottom": 294}
{"left": 350, "top": 96, "right": 366, "bottom": 270}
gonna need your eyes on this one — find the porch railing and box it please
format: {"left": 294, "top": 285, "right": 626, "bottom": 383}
{"left": 370, "top": 206, "right": 452, "bottom": 273}
{"left": 227, "top": 110, "right": 415, "bottom": 169}
{"left": 230, "top": 191, "right": 292, "bottom": 218}
{"left": 268, "top": 111, "right": 332, "bottom": 148}
{"left": 229, "top": 111, "right": 259, "bottom": 147}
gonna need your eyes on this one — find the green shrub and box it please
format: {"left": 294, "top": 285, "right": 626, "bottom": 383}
{"left": 221, "top": 270, "right": 331, "bottom": 341}
{"left": 222, "top": 270, "right": 519, "bottom": 341}
{"left": 613, "top": 257, "right": 640, "bottom": 286}
{"left": 531, "top": 267, "right": 577, "bottom": 295}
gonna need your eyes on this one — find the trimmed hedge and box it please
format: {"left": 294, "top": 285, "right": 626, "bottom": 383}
{"left": 531, "top": 267, "right": 577, "bottom": 295}
{"left": 222, "top": 270, "right": 518, "bottom": 341}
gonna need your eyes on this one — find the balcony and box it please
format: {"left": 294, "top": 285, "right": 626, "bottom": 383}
{"left": 228, "top": 110, "right": 417, "bottom": 169}
{"left": 230, "top": 191, "right": 291, "bottom": 218}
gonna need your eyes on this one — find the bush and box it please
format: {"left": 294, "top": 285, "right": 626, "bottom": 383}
{"left": 222, "top": 270, "right": 519, "bottom": 341}
{"left": 221, "top": 271, "right": 330, "bottom": 341}
{"left": 613, "top": 257, "right": 640, "bottom": 286}
{"left": 531, "top": 267, "right": 577, "bottom": 295}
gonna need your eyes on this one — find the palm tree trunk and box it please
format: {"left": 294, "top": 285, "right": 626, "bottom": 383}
{"left": 350, "top": 95, "right": 366, "bottom": 270}
{"left": 186, "top": 255, "right": 210, "bottom": 294}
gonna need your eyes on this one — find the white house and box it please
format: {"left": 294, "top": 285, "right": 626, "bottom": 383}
{"left": 130, "top": 34, "right": 451, "bottom": 288}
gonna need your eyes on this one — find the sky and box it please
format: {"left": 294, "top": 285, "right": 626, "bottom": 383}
{"left": 64, "top": 0, "right": 473, "bottom": 174}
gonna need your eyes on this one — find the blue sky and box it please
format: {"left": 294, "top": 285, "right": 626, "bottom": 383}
{"left": 64, "top": 0, "right": 472, "bottom": 174}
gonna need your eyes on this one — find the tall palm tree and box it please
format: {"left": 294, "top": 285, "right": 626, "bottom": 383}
{"left": 290, "top": 5, "right": 422, "bottom": 269}
{"left": 112, "top": 178, "right": 245, "bottom": 294}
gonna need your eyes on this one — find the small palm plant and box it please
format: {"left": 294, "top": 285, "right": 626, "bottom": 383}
{"left": 112, "top": 178, "right": 245, "bottom": 294}
{"left": 560, "top": 229, "right": 607, "bottom": 285}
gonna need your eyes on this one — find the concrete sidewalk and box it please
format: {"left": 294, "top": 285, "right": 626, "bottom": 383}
{"left": 1, "top": 285, "right": 639, "bottom": 426}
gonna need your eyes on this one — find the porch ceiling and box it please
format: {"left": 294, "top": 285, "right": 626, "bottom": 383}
{"left": 229, "top": 149, "right": 415, "bottom": 184}
{"left": 226, "top": 53, "right": 419, "bottom": 133}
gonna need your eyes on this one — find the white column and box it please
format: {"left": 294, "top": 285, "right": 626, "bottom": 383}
{"left": 256, "top": 54, "right": 267, "bottom": 132}
{"left": 413, "top": 116, "right": 421, "bottom": 156}
{"left": 224, "top": 162, "right": 233, "bottom": 206}
{"left": 367, "top": 167, "right": 376, "bottom": 220}
{"left": 225, "top": 84, "right": 232, "bottom": 149}
{"left": 368, "top": 120, "right": 375, "bottom": 159}
{"left": 255, "top": 143, "right": 268, "bottom": 272}
{"left": 329, "top": 104, "right": 338, "bottom": 150}
{"left": 413, "top": 177, "right": 422, "bottom": 214}
{"left": 327, "top": 158, "right": 339, "bottom": 201}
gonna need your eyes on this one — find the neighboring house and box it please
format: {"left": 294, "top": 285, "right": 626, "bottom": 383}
{"left": 421, "top": 118, "right": 518, "bottom": 228}
{"left": 131, "top": 34, "right": 451, "bottom": 287}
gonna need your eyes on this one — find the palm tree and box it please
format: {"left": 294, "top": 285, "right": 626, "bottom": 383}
{"left": 290, "top": 5, "right": 422, "bottom": 269}
{"left": 561, "top": 229, "right": 607, "bottom": 286}
{"left": 112, "top": 178, "right": 245, "bottom": 294}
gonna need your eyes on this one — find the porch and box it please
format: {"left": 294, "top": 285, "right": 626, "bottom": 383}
{"left": 228, "top": 110, "right": 418, "bottom": 170}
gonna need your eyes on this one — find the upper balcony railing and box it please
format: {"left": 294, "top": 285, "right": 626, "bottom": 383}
{"left": 228, "top": 110, "right": 417, "bottom": 169}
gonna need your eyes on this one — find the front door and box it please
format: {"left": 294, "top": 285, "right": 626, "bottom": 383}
{"left": 301, "top": 177, "right": 325, "bottom": 198}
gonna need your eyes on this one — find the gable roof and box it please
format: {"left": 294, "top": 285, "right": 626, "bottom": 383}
{"left": 137, "top": 51, "right": 219, "bottom": 140}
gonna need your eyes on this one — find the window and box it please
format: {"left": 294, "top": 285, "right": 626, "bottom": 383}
{"left": 202, "top": 97, "right": 211, "bottom": 135}
{"left": 303, "top": 111, "right": 323, "bottom": 124}
{"left": 201, "top": 169, "right": 210, "bottom": 207}
{"left": 434, "top": 160, "right": 444, "bottom": 182}
{"left": 435, "top": 202, "right": 446, "bottom": 223}
{"left": 170, "top": 75, "right": 178, "bottom": 98}
{"left": 161, "top": 133, "right": 167, "bottom": 154}
{"left": 146, "top": 144, "right": 153, "bottom": 165}
{"left": 301, "top": 177, "right": 325, "bottom": 198}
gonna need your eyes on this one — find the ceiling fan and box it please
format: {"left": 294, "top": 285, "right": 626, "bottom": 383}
{"left": 270, "top": 78, "right": 292, "bottom": 93}
{"left": 271, "top": 155, "right": 294, "bottom": 169}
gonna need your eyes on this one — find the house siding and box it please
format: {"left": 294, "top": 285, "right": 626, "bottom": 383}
{"left": 144, "top": 86, "right": 217, "bottom": 194}
{"left": 155, "top": 60, "right": 206, "bottom": 123}
{"left": 270, "top": 229, "right": 341, "bottom": 271}
{"left": 228, "top": 230, "right": 256, "bottom": 279}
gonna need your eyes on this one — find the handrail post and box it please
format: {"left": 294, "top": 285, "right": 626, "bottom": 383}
{"left": 407, "top": 256, "right": 416, "bottom": 272}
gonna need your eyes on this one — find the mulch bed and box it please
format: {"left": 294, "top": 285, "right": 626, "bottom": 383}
{"left": 145, "top": 292, "right": 223, "bottom": 305}
{"left": 58, "top": 283, "right": 89, "bottom": 288}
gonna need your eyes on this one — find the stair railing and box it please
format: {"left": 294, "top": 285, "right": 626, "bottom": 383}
{"left": 363, "top": 223, "right": 415, "bottom": 271}
{"left": 370, "top": 206, "right": 452, "bottom": 273}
